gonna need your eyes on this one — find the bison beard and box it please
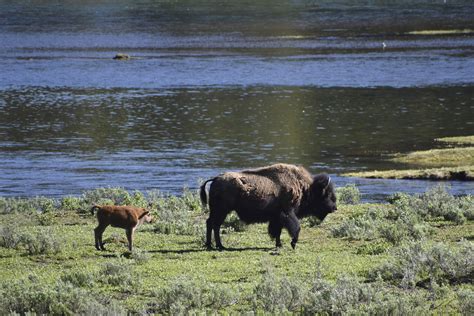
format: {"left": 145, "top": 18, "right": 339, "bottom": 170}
{"left": 200, "top": 163, "right": 337, "bottom": 250}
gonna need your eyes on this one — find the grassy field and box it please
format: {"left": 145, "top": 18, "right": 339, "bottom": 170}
{"left": 0, "top": 186, "right": 473, "bottom": 315}
{"left": 344, "top": 135, "right": 474, "bottom": 180}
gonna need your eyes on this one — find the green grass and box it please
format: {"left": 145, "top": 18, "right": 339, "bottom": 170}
{"left": 0, "top": 186, "right": 472, "bottom": 314}
{"left": 344, "top": 135, "right": 474, "bottom": 181}
{"left": 391, "top": 147, "right": 474, "bottom": 167}
{"left": 343, "top": 166, "right": 474, "bottom": 181}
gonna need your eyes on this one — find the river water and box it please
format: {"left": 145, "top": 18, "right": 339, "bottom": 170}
{"left": 1, "top": 1, "right": 473, "bottom": 201}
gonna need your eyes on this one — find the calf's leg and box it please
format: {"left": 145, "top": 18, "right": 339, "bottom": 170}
{"left": 126, "top": 228, "right": 134, "bottom": 252}
{"left": 94, "top": 225, "right": 107, "bottom": 251}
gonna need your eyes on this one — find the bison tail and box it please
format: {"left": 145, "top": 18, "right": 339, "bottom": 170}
{"left": 199, "top": 178, "right": 215, "bottom": 208}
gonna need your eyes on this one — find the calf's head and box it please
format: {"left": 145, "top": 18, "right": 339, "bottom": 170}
{"left": 309, "top": 174, "right": 337, "bottom": 220}
{"left": 139, "top": 209, "right": 154, "bottom": 224}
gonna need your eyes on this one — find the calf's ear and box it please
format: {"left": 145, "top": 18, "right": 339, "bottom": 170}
{"left": 138, "top": 210, "right": 150, "bottom": 219}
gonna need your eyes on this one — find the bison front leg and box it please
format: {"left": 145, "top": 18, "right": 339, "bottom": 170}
{"left": 268, "top": 219, "right": 283, "bottom": 248}
{"left": 281, "top": 211, "right": 301, "bottom": 249}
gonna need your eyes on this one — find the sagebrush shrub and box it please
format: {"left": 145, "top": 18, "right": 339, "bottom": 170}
{"left": 336, "top": 184, "right": 361, "bottom": 205}
{"left": 60, "top": 196, "right": 84, "bottom": 212}
{"left": 131, "top": 248, "right": 152, "bottom": 264}
{"left": 222, "top": 212, "right": 247, "bottom": 233}
{"left": 100, "top": 259, "right": 138, "bottom": 289}
{"left": 371, "top": 240, "right": 474, "bottom": 289}
{"left": 82, "top": 187, "right": 132, "bottom": 206}
{"left": 0, "top": 277, "right": 126, "bottom": 315}
{"left": 151, "top": 190, "right": 205, "bottom": 236}
{"left": 457, "top": 288, "right": 474, "bottom": 316}
{"left": 21, "top": 229, "right": 62, "bottom": 255}
{"left": 390, "top": 185, "right": 473, "bottom": 224}
{"left": 253, "top": 268, "right": 305, "bottom": 313}
{"left": 60, "top": 269, "right": 97, "bottom": 288}
{"left": 151, "top": 277, "right": 204, "bottom": 314}
{"left": 0, "top": 224, "right": 22, "bottom": 249}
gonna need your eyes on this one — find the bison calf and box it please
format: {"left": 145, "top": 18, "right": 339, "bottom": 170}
{"left": 200, "top": 163, "right": 337, "bottom": 250}
{"left": 90, "top": 205, "right": 153, "bottom": 251}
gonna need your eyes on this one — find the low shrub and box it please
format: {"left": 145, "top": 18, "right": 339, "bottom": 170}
{"left": 336, "top": 184, "right": 361, "bottom": 205}
{"left": 0, "top": 224, "right": 22, "bottom": 249}
{"left": 253, "top": 271, "right": 432, "bottom": 315}
{"left": 356, "top": 240, "right": 391, "bottom": 255}
{"left": 60, "top": 196, "right": 84, "bottom": 212}
{"left": 0, "top": 277, "right": 126, "bottom": 315}
{"left": 331, "top": 207, "right": 384, "bottom": 241}
{"left": 131, "top": 248, "right": 152, "bottom": 264}
{"left": 151, "top": 277, "right": 204, "bottom": 314}
{"left": 370, "top": 240, "right": 474, "bottom": 289}
{"left": 253, "top": 268, "right": 305, "bottom": 313}
{"left": 21, "top": 229, "right": 62, "bottom": 255}
{"left": 457, "top": 288, "right": 474, "bottom": 316}
{"left": 82, "top": 187, "right": 143, "bottom": 207}
{"left": 149, "top": 276, "right": 237, "bottom": 314}
{"left": 151, "top": 190, "right": 205, "bottom": 236}
{"left": 222, "top": 212, "right": 247, "bottom": 233}
{"left": 60, "top": 269, "right": 97, "bottom": 288}
{"left": 331, "top": 205, "right": 432, "bottom": 245}
{"left": 100, "top": 259, "right": 139, "bottom": 290}
{"left": 35, "top": 210, "right": 59, "bottom": 226}
{"left": 390, "top": 185, "right": 473, "bottom": 224}
{"left": 0, "top": 197, "right": 57, "bottom": 214}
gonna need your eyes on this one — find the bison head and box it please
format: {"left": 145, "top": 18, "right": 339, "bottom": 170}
{"left": 308, "top": 174, "right": 337, "bottom": 220}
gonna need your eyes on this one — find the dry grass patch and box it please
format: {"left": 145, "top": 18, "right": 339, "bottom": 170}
{"left": 436, "top": 135, "right": 474, "bottom": 146}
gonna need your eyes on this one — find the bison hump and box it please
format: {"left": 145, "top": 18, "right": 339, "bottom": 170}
{"left": 221, "top": 164, "right": 312, "bottom": 206}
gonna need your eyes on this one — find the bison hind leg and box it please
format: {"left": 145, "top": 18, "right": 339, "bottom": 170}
{"left": 279, "top": 212, "right": 301, "bottom": 250}
{"left": 205, "top": 218, "right": 213, "bottom": 250}
{"left": 206, "top": 207, "right": 230, "bottom": 251}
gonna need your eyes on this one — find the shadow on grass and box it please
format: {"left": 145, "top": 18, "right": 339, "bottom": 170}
{"left": 95, "top": 245, "right": 274, "bottom": 257}
{"left": 148, "top": 246, "right": 273, "bottom": 254}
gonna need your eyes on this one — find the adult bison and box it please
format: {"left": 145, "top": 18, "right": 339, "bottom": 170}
{"left": 200, "top": 163, "right": 337, "bottom": 250}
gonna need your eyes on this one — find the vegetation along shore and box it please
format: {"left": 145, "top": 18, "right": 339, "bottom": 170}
{"left": 0, "top": 185, "right": 472, "bottom": 314}
{"left": 343, "top": 135, "right": 474, "bottom": 180}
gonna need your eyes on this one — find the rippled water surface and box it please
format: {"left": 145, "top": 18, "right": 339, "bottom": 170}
{"left": 1, "top": 1, "right": 473, "bottom": 200}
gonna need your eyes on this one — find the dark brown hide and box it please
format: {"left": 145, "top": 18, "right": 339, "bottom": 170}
{"left": 200, "top": 163, "right": 337, "bottom": 250}
{"left": 91, "top": 205, "right": 152, "bottom": 251}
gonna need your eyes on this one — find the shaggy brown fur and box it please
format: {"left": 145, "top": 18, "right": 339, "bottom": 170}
{"left": 200, "top": 163, "right": 337, "bottom": 250}
{"left": 91, "top": 205, "right": 153, "bottom": 251}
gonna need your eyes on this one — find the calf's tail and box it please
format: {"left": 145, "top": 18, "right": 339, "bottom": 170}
{"left": 200, "top": 178, "right": 216, "bottom": 208}
{"left": 90, "top": 205, "right": 101, "bottom": 216}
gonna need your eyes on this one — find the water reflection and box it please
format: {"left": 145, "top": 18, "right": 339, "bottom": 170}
{"left": 0, "top": 86, "right": 473, "bottom": 198}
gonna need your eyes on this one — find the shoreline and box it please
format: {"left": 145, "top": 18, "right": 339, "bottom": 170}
{"left": 343, "top": 136, "right": 474, "bottom": 181}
